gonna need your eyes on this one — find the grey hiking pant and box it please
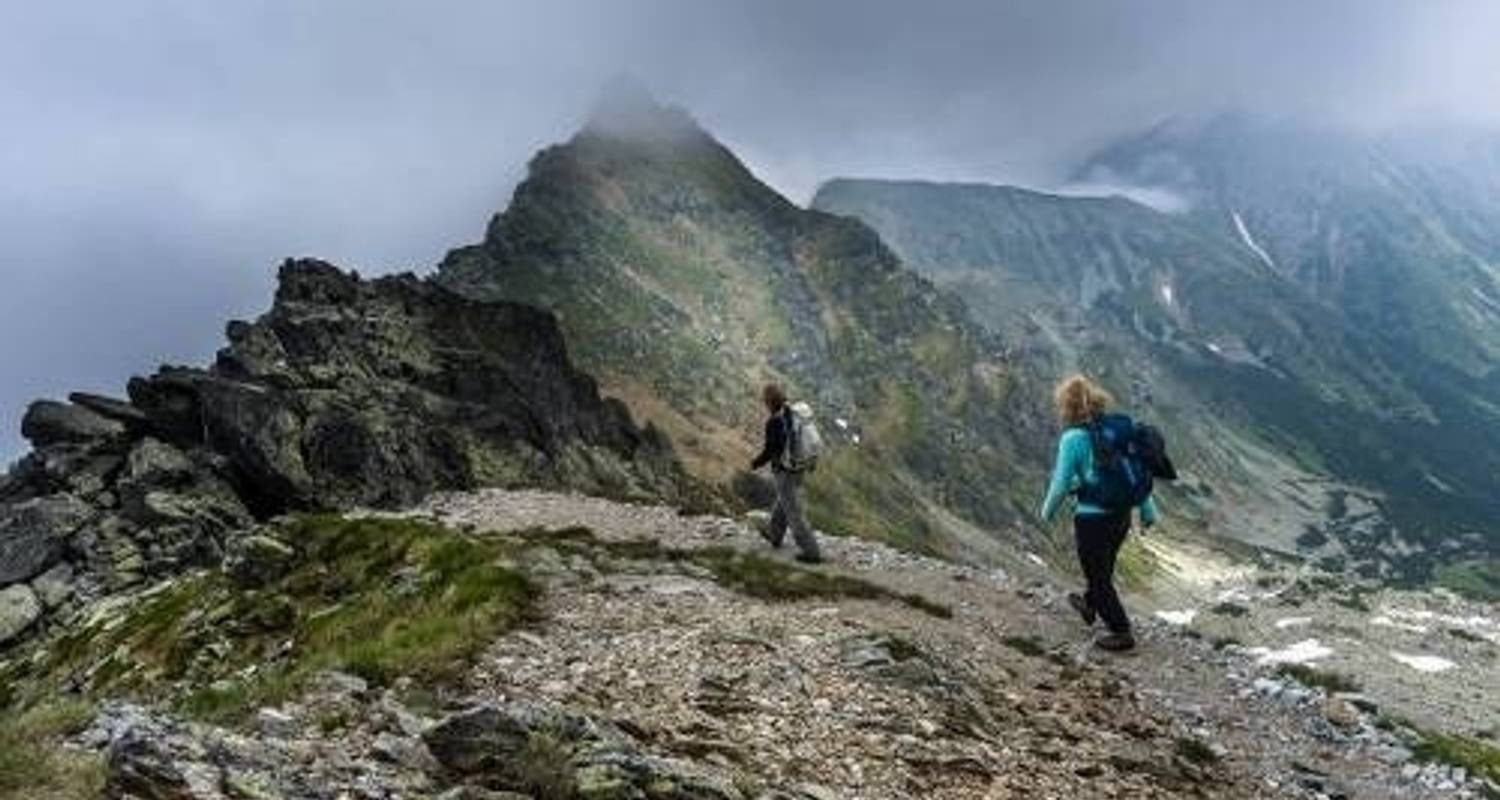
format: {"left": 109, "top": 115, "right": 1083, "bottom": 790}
{"left": 770, "top": 470, "right": 820, "bottom": 558}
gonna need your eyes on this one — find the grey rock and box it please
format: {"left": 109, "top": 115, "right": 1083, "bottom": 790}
{"left": 0, "top": 583, "right": 44, "bottom": 644}
{"left": 254, "top": 707, "right": 299, "bottom": 739}
{"left": 423, "top": 702, "right": 611, "bottom": 776}
{"left": 0, "top": 493, "right": 92, "bottom": 584}
{"left": 30, "top": 562, "right": 75, "bottom": 608}
{"left": 21, "top": 399, "right": 125, "bottom": 446}
{"left": 69, "top": 391, "right": 151, "bottom": 428}
{"left": 125, "top": 260, "right": 692, "bottom": 517}
{"left": 438, "top": 788, "right": 533, "bottom": 800}
{"left": 371, "top": 732, "right": 438, "bottom": 772}
{"left": 225, "top": 533, "right": 297, "bottom": 588}
{"left": 122, "top": 438, "right": 196, "bottom": 490}
{"left": 425, "top": 702, "right": 745, "bottom": 800}
{"left": 309, "top": 670, "right": 369, "bottom": 699}
{"left": 104, "top": 707, "right": 224, "bottom": 800}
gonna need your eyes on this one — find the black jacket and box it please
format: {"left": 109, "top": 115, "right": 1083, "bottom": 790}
{"left": 751, "top": 406, "right": 791, "bottom": 471}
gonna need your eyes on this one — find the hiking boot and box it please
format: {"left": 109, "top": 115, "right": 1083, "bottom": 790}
{"left": 795, "top": 552, "right": 824, "bottom": 565}
{"left": 759, "top": 528, "right": 785, "bottom": 549}
{"left": 1094, "top": 632, "right": 1136, "bottom": 652}
{"left": 1068, "top": 593, "right": 1097, "bottom": 626}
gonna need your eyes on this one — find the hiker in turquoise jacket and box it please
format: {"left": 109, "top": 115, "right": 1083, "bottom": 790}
{"left": 1040, "top": 375, "right": 1158, "bottom": 652}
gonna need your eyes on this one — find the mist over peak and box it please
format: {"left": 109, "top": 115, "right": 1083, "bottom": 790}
{"left": 583, "top": 76, "right": 710, "bottom": 146}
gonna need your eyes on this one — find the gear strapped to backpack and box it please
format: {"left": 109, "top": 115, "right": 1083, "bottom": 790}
{"left": 778, "top": 401, "right": 824, "bottom": 472}
{"left": 1076, "top": 413, "right": 1177, "bottom": 511}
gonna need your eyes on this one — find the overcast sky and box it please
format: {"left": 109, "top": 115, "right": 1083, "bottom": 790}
{"left": 4, "top": 0, "right": 1499, "bottom": 459}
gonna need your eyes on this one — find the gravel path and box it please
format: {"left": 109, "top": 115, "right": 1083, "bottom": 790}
{"left": 402, "top": 489, "right": 1492, "bottom": 799}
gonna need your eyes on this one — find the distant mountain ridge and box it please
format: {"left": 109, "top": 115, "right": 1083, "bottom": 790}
{"left": 813, "top": 116, "right": 1500, "bottom": 588}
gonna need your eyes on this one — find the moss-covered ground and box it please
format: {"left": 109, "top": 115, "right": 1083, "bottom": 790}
{"left": 2, "top": 516, "right": 538, "bottom": 725}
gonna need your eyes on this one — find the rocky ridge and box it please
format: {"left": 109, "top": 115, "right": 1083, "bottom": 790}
{"left": 9, "top": 488, "right": 1493, "bottom": 799}
{"left": 0, "top": 260, "right": 692, "bottom": 650}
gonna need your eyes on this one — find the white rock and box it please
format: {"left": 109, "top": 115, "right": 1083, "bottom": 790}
{"left": 0, "top": 584, "right": 43, "bottom": 644}
{"left": 1389, "top": 651, "right": 1456, "bottom": 673}
{"left": 254, "top": 707, "right": 299, "bottom": 738}
{"left": 1155, "top": 609, "right": 1197, "bottom": 626}
{"left": 30, "top": 563, "right": 75, "bottom": 609}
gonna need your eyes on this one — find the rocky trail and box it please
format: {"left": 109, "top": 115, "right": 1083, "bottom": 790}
{"left": 404, "top": 490, "right": 1496, "bottom": 800}
{"left": 51, "top": 489, "right": 1486, "bottom": 799}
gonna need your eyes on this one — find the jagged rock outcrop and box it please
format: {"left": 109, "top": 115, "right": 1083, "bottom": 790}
{"left": 0, "top": 259, "right": 694, "bottom": 650}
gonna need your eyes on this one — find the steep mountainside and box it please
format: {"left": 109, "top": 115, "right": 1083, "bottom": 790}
{"left": 812, "top": 176, "right": 1497, "bottom": 585}
{"left": 1076, "top": 116, "right": 1500, "bottom": 580}
{"left": 438, "top": 91, "right": 1046, "bottom": 559}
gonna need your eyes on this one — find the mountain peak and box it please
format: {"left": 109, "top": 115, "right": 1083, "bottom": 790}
{"left": 583, "top": 77, "right": 711, "bottom": 145}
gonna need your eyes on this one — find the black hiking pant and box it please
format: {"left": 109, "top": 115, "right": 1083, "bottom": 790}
{"left": 1075, "top": 511, "right": 1132, "bottom": 635}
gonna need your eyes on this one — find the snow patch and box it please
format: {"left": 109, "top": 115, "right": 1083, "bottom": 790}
{"left": 1370, "top": 615, "right": 1430, "bottom": 634}
{"left": 1232, "top": 211, "right": 1276, "bottom": 269}
{"left": 1160, "top": 284, "right": 1175, "bottom": 306}
{"left": 1389, "top": 652, "right": 1456, "bottom": 674}
{"left": 1052, "top": 181, "right": 1192, "bottom": 214}
{"left": 1275, "top": 617, "right": 1313, "bottom": 630}
{"left": 1206, "top": 342, "right": 1224, "bottom": 355}
{"left": 1156, "top": 609, "right": 1198, "bottom": 626}
{"left": 834, "top": 418, "right": 849, "bottom": 430}
{"left": 1249, "top": 639, "right": 1333, "bottom": 666}
{"left": 1025, "top": 552, "right": 1046, "bottom": 567}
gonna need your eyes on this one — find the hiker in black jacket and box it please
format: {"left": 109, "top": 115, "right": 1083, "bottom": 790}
{"left": 751, "top": 383, "right": 822, "bottom": 564}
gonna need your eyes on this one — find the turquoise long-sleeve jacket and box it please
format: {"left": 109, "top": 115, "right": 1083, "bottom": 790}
{"left": 1039, "top": 427, "right": 1159, "bottom": 524}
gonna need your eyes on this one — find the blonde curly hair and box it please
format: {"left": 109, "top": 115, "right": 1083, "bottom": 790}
{"left": 1054, "top": 374, "right": 1112, "bottom": 427}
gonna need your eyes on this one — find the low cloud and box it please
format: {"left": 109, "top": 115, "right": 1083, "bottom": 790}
{"left": 4, "top": 0, "right": 1500, "bottom": 457}
{"left": 1049, "top": 182, "right": 1194, "bottom": 215}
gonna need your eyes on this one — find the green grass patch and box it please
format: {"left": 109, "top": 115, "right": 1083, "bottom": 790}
{"left": 0, "top": 700, "right": 104, "bottom": 800}
{"left": 1174, "top": 736, "right": 1221, "bottom": 766}
{"left": 1436, "top": 560, "right": 1500, "bottom": 603}
{"left": 8, "top": 516, "right": 538, "bottom": 724}
{"left": 1000, "top": 635, "right": 1048, "bottom": 658}
{"left": 1274, "top": 663, "right": 1361, "bottom": 694}
{"left": 1411, "top": 731, "right": 1500, "bottom": 786}
{"left": 1447, "top": 628, "right": 1486, "bottom": 644}
{"left": 1209, "top": 601, "right": 1250, "bottom": 618}
{"left": 1114, "top": 537, "right": 1164, "bottom": 592}
{"left": 530, "top": 527, "right": 953, "bottom": 619}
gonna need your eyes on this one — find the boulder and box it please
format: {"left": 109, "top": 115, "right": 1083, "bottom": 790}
{"left": 225, "top": 533, "right": 297, "bottom": 588}
{"left": 30, "top": 562, "right": 76, "bottom": 608}
{"left": 0, "top": 493, "right": 92, "bottom": 585}
{"left": 423, "top": 702, "right": 610, "bottom": 777}
{"left": 68, "top": 391, "right": 151, "bottom": 429}
{"left": 21, "top": 400, "right": 125, "bottom": 446}
{"left": 424, "top": 703, "right": 744, "bottom": 800}
{"left": 103, "top": 707, "right": 223, "bottom": 800}
{"left": 122, "top": 438, "right": 196, "bottom": 490}
{"left": 0, "top": 584, "right": 43, "bottom": 644}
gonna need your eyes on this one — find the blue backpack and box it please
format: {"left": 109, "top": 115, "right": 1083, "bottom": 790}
{"left": 1077, "top": 413, "right": 1176, "bottom": 511}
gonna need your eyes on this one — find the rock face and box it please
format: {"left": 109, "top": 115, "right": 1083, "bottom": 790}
{"left": 21, "top": 400, "right": 127, "bottom": 446}
{"left": 0, "top": 584, "right": 42, "bottom": 644}
{"left": 423, "top": 702, "right": 744, "bottom": 800}
{"left": 133, "top": 260, "right": 687, "bottom": 515}
{"left": 0, "top": 494, "right": 92, "bottom": 584}
{"left": 0, "top": 260, "right": 693, "bottom": 650}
